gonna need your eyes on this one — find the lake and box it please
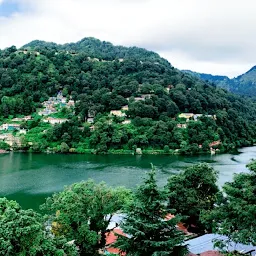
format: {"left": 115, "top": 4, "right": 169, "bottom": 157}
{"left": 1, "top": 146, "right": 256, "bottom": 210}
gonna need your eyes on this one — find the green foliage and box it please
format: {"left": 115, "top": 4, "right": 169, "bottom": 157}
{"left": 42, "top": 180, "right": 131, "bottom": 255}
{"left": 166, "top": 163, "right": 219, "bottom": 233}
{"left": 115, "top": 166, "right": 187, "bottom": 256}
{"left": 0, "top": 141, "right": 10, "bottom": 150}
{"left": 1, "top": 38, "right": 256, "bottom": 154}
{"left": 0, "top": 198, "right": 78, "bottom": 256}
{"left": 201, "top": 160, "right": 256, "bottom": 246}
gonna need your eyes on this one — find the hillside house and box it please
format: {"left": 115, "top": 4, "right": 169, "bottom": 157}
{"left": 87, "top": 118, "right": 94, "bottom": 123}
{"left": 209, "top": 140, "right": 221, "bottom": 147}
{"left": 121, "top": 105, "right": 129, "bottom": 111}
{"left": 12, "top": 116, "right": 32, "bottom": 122}
{"left": 178, "top": 113, "right": 194, "bottom": 120}
{"left": 67, "top": 100, "right": 75, "bottom": 107}
{"left": 110, "top": 110, "right": 126, "bottom": 117}
{"left": 12, "top": 118, "right": 23, "bottom": 122}
{"left": 141, "top": 94, "right": 152, "bottom": 99}
{"left": 90, "top": 125, "right": 95, "bottom": 131}
{"left": 193, "top": 114, "right": 216, "bottom": 121}
{"left": 0, "top": 123, "right": 21, "bottom": 131}
{"left": 122, "top": 120, "right": 131, "bottom": 125}
{"left": 19, "top": 129, "right": 27, "bottom": 135}
{"left": 0, "top": 134, "right": 21, "bottom": 147}
{"left": 177, "top": 123, "right": 187, "bottom": 128}
{"left": 43, "top": 117, "right": 68, "bottom": 125}
{"left": 134, "top": 97, "right": 145, "bottom": 102}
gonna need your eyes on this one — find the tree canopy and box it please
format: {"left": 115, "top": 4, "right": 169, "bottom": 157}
{"left": 42, "top": 180, "right": 131, "bottom": 255}
{"left": 201, "top": 160, "right": 256, "bottom": 246}
{"left": 166, "top": 163, "right": 220, "bottom": 233}
{"left": 0, "top": 198, "right": 78, "bottom": 256}
{"left": 115, "top": 167, "right": 187, "bottom": 256}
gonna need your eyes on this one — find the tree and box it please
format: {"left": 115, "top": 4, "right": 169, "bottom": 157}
{"left": 42, "top": 180, "right": 131, "bottom": 255}
{"left": 0, "top": 198, "right": 78, "bottom": 256}
{"left": 166, "top": 163, "right": 219, "bottom": 233}
{"left": 60, "top": 142, "right": 70, "bottom": 153}
{"left": 115, "top": 167, "right": 187, "bottom": 256}
{"left": 201, "top": 160, "right": 256, "bottom": 245}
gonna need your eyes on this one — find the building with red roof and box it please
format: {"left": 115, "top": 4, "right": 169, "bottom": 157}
{"left": 105, "top": 228, "right": 126, "bottom": 255}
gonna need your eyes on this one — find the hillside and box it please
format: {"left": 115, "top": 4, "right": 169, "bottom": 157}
{"left": 184, "top": 67, "right": 256, "bottom": 96}
{"left": 0, "top": 38, "right": 256, "bottom": 154}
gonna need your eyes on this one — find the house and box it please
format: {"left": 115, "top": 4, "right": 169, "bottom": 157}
{"left": 209, "top": 140, "right": 221, "bottom": 147}
{"left": 67, "top": 100, "right": 75, "bottom": 107}
{"left": 90, "top": 125, "right": 95, "bottom": 131}
{"left": 110, "top": 110, "right": 126, "bottom": 117}
{"left": 122, "top": 120, "right": 131, "bottom": 125}
{"left": 0, "top": 134, "right": 21, "bottom": 147}
{"left": 24, "top": 116, "right": 32, "bottom": 121}
{"left": 12, "top": 118, "right": 23, "bottom": 122}
{"left": 121, "top": 105, "right": 129, "bottom": 111}
{"left": 19, "top": 129, "right": 27, "bottom": 135}
{"left": 87, "top": 118, "right": 94, "bottom": 123}
{"left": 177, "top": 123, "right": 187, "bottom": 129}
{"left": 134, "top": 97, "right": 145, "bottom": 102}
{"left": 43, "top": 117, "right": 68, "bottom": 125}
{"left": 105, "top": 228, "right": 126, "bottom": 255}
{"left": 178, "top": 113, "right": 194, "bottom": 120}
{"left": 187, "top": 234, "right": 256, "bottom": 256}
{"left": 12, "top": 116, "right": 32, "bottom": 122}
{"left": 141, "top": 94, "right": 152, "bottom": 99}
{"left": 0, "top": 123, "right": 21, "bottom": 131}
{"left": 193, "top": 114, "right": 215, "bottom": 121}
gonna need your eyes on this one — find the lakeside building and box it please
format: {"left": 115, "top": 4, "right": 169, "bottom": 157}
{"left": 0, "top": 133, "right": 21, "bottom": 147}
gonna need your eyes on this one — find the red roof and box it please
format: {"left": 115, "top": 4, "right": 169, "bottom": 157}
{"left": 188, "top": 251, "right": 222, "bottom": 256}
{"left": 165, "top": 214, "right": 189, "bottom": 234}
{"left": 209, "top": 141, "right": 221, "bottom": 147}
{"left": 201, "top": 251, "right": 223, "bottom": 256}
{"left": 105, "top": 228, "right": 126, "bottom": 255}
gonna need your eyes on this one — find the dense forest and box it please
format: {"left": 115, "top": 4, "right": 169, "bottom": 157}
{"left": 1, "top": 37, "right": 256, "bottom": 154}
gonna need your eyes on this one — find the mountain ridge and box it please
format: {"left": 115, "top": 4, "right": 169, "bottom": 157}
{"left": 183, "top": 67, "right": 256, "bottom": 97}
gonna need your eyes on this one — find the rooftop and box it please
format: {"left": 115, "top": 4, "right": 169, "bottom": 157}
{"left": 187, "top": 234, "right": 256, "bottom": 255}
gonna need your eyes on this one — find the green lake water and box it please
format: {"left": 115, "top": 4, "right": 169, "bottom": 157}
{"left": 1, "top": 146, "right": 256, "bottom": 210}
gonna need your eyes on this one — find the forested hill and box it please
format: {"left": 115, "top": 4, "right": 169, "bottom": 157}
{"left": 0, "top": 37, "right": 256, "bottom": 154}
{"left": 183, "top": 67, "right": 256, "bottom": 97}
{"left": 23, "top": 37, "right": 170, "bottom": 65}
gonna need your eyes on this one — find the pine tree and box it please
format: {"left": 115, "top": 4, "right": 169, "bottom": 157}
{"left": 115, "top": 166, "right": 187, "bottom": 256}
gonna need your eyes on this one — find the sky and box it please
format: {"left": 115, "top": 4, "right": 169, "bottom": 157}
{"left": 0, "top": 0, "right": 255, "bottom": 78}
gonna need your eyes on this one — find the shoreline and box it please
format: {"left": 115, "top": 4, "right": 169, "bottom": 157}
{"left": 0, "top": 148, "right": 228, "bottom": 156}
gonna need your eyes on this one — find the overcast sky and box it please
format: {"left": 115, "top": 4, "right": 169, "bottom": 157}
{"left": 0, "top": 0, "right": 255, "bottom": 78}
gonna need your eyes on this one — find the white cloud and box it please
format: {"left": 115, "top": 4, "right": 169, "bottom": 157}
{"left": 0, "top": 0, "right": 255, "bottom": 77}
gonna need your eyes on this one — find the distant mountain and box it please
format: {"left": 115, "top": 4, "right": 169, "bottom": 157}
{"left": 183, "top": 67, "right": 256, "bottom": 97}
